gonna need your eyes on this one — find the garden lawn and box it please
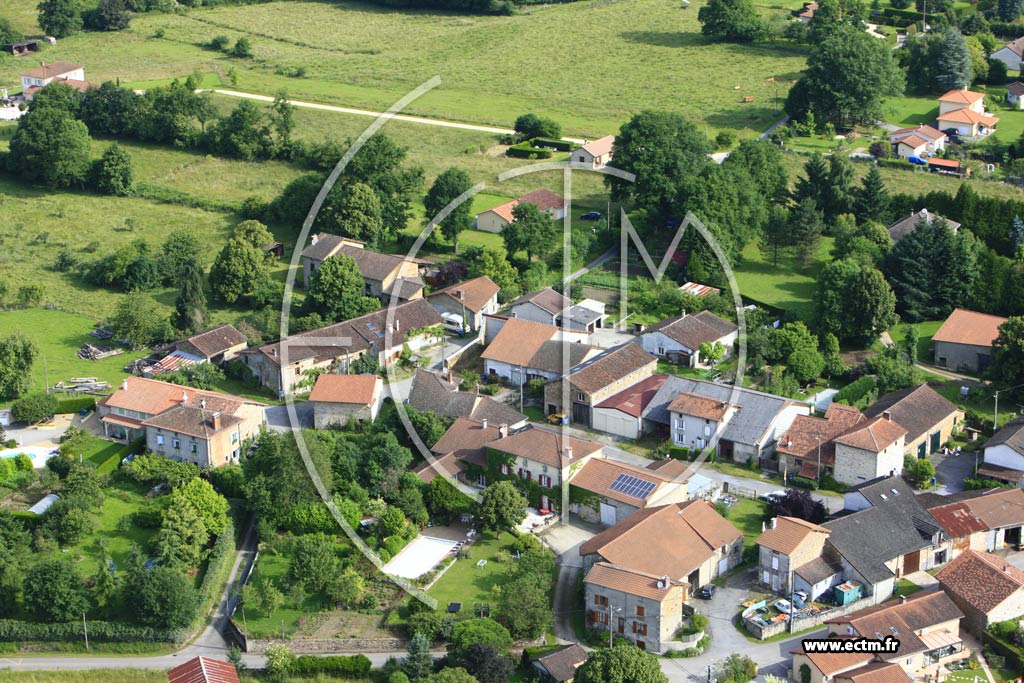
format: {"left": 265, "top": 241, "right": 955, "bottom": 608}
{"left": 0, "top": 673, "right": 168, "bottom": 683}
{"left": 67, "top": 482, "right": 156, "bottom": 583}
{"left": 0, "top": 0, "right": 808, "bottom": 137}
{"left": 888, "top": 320, "right": 943, "bottom": 365}
{"left": 732, "top": 237, "right": 834, "bottom": 321}
{"left": 722, "top": 497, "right": 768, "bottom": 548}
{"left": 239, "top": 548, "right": 341, "bottom": 638}
{"left": 0, "top": 309, "right": 148, "bottom": 404}
{"left": 64, "top": 433, "right": 131, "bottom": 473}
{"left": 427, "top": 531, "right": 518, "bottom": 614}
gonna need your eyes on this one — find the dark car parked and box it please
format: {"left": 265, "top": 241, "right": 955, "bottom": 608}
{"left": 696, "top": 584, "right": 716, "bottom": 599}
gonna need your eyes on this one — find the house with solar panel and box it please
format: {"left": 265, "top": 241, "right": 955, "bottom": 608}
{"left": 569, "top": 457, "right": 690, "bottom": 526}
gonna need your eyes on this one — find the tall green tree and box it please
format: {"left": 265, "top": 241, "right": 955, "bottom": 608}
{"left": 477, "top": 481, "right": 527, "bottom": 539}
{"left": 786, "top": 27, "right": 904, "bottom": 127}
{"left": 991, "top": 316, "right": 1024, "bottom": 390}
{"left": 0, "top": 18, "right": 24, "bottom": 45}
{"left": 7, "top": 107, "right": 92, "bottom": 187}
{"left": 902, "top": 324, "right": 920, "bottom": 364}
{"left": 760, "top": 204, "right": 793, "bottom": 266}
{"left": 109, "top": 291, "right": 168, "bottom": 348}
{"left": 936, "top": 28, "right": 973, "bottom": 90}
{"left": 324, "top": 182, "right": 385, "bottom": 247}
{"left": 503, "top": 202, "right": 558, "bottom": 262}
{"left": 37, "top": 0, "right": 83, "bottom": 37}
{"left": 722, "top": 139, "right": 788, "bottom": 202}
{"left": 794, "top": 153, "right": 829, "bottom": 209}
{"left": 808, "top": 0, "right": 865, "bottom": 43}
{"left": 823, "top": 155, "right": 855, "bottom": 221}
{"left": 175, "top": 260, "right": 207, "bottom": 335}
{"left": 155, "top": 502, "right": 207, "bottom": 569}
{"left": 698, "top": 0, "right": 765, "bottom": 42}
{"left": 23, "top": 559, "right": 88, "bottom": 622}
{"left": 307, "top": 252, "right": 380, "bottom": 322}
{"left": 134, "top": 566, "right": 199, "bottom": 629}
{"left": 470, "top": 250, "right": 521, "bottom": 302}
{"left": 94, "top": 143, "right": 134, "bottom": 195}
{"left": 0, "top": 333, "right": 38, "bottom": 401}
{"left": 86, "top": 0, "right": 130, "bottom": 30}
{"left": 789, "top": 198, "right": 825, "bottom": 266}
{"left": 817, "top": 258, "right": 898, "bottom": 343}
{"left": 286, "top": 533, "right": 339, "bottom": 593}
{"left": 605, "top": 110, "right": 711, "bottom": 215}
{"left": 855, "top": 165, "right": 890, "bottom": 224}
{"left": 232, "top": 220, "right": 275, "bottom": 251}
{"left": 92, "top": 541, "right": 118, "bottom": 611}
{"left": 574, "top": 643, "right": 668, "bottom": 683}
{"left": 424, "top": 168, "right": 474, "bottom": 254}
{"left": 172, "top": 478, "right": 230, "bottom": 538}
{"left": 402, "top": 632, "right": 435, "bottom": 683}
{"left": 209, "top": 238, "right": 272, "bottom": 304}
{"left": 998, "top": 0, "right": 1024, "bottom": 22}
{"left": 513, "top": 113, "right": 561, "bottom": 140}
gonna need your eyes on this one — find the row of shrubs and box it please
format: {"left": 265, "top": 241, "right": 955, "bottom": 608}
{"left": 290, "top": 654, "right": 372, "bottom": 677}
{"left": 0, "top": 619, "right": 185, "bottom": 644}
{"left": 54, "top": 397, "right": 97, "bottom": 415}
{"left": 833, "top": 375, "right": 876, "bottom": 405}
{"left": 506, "top": 142, "right": 554, "bottom": 159}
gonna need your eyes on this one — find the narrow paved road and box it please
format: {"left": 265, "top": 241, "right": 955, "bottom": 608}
{"left": 207, "top": 89, "right": 588, "bottom": 144}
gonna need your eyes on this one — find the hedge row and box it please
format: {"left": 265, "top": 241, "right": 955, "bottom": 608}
{"left": 532, "top": 137, "right": 573, "bottom": 151}
{"left": 834, "top": 375, "right": 876, "bottom": 405}
{"left": 198, "top": 518, "right": 236, "bottom": 605}
{"left": 292, "top": 654, "right": 373, "bottom": 677}
{"left": 506, "top": 142, "right": 553, "bottom": 159}
{"left": 876, "top": 158, "right": 916, "bottom": 170}
{"left": 54, "top": 397, "right": 96, "bottom": 414}
{"left": 879, "top": 7, "right": 921, "bottom": 26}
{"left": 0, "top": 619, "right": 185, "bottom": 643}
{"left": 990, "top": 21, "right": 1024, "bottom": 38}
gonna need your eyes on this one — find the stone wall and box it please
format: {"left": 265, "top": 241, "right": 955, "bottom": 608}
{"left": 247, "top": 637, "right": 408, "bottom": 654}
{"left": 744, "top": 591, "right": 887, "bottom": 640}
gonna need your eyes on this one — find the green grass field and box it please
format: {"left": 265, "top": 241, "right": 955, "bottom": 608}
{"left": 427, "top": 531, "right": 520, "bottom": 613}
{"left": 888, "top": 319, "right": 944, "bottom": 364}
{"left": 722, "top": 497, "right": 768, "bottom": 547}
{"left": 733, "top": 236, "right": 835, "bottom": 321}
{"left": 0, "top": 0, "right": 808, "bottom": 138}
{"left": 0, "top": 309, "right": 148, "bottom": 401}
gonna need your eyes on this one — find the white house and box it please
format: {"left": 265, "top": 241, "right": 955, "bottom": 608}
{"left": 639, "top": 310, "right": 738, "bottom": 367}
{"left": 20, "top": 61, "right": 86, "bottom": 94}
{"left": 571, "top": 136, "right": 615, "bottom": 169}
{"left": 936, "top": 89, "right": 998, "bottom": 137}
{"left": 983, "top": 416, "right": 1024, "bottom": 476}
{"left": 475, "top": 189, "right": 564, "bottom": 233}
{"left": 991, "top": 37, "right": 1024, "bottom": 72}
{"left": 889, "top": 125, "right": 946, "bottom": 159}
{"left": 1008, "top": 82, "right": 1024, "bottom": 110}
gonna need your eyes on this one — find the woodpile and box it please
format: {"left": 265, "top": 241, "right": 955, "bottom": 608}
{"left": 89, "top": 326, "right": 114, "bottom": 340}
{"left": 77, "top": 343, "right": 123, "bottom": 360}
{"left": 52, "top": 377, "right": 110, "bottom": 394}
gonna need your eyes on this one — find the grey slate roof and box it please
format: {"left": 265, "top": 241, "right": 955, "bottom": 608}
{"left": 535, "top": 644, "right": 588, "bottom": 683}
{"left": 407, "top": 370, "right": 527, "bottom": 426}
{"left": 863, "top": 385, "right": 960, "bottom": 444}
{"left": 642, "top": 376, "right": 797, "bottom": 448}
{"left": 529, "top": 340, "right": 597, "bottom": 374}
{"left": 987, "top": 415, "right": 1024, "bottom": 458}
{"left": 643, "top": 310, "right": 738, "bottom": 350}
{"left": 795, "top": 556, "right": 843, "bottom": 585}
{"left": 824, "top": 477, "right": 942, "bottom": 584}
{"left": 886, "top": 209, "right": 961, "bottom": 242}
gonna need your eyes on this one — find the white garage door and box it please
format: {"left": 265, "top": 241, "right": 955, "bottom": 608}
{"left": 600, "top": 503, "right": 617, "bottom": 526}
{"left": 718, "top": 557, "right": 729, "bottom": 576}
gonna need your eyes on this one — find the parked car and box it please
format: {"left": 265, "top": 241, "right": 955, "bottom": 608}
{"left": 696, "top": 584, "right": 716, "bottom": 600}
{"left": 547, "top": 413, "right": 569, "bottom": 425}
{"left": 774, "top": 599, "right": 794, "bottom": 614}
{"left": 760, "top": 490, "right": 786, "bottom": 503}
{"left": 580, "top": 211, "right": 602, "bottom": 221}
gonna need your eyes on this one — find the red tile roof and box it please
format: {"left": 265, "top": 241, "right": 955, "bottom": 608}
{"left": 481, "top": 318, "right": 556, "bottom": 367}
{"left": 167, "top": 656, "right": 240, "bottom": 683}
{"left": 937, "top": 549, "right": 1024, "bottom": 613}
{"left": 570, "top": 457, "right": 684, "bottom": 505}
{"left": 777, "top": 403, "right": 865, "bottom": 463}
{"left": 667, "top": 392, "right": 732, "bottom": 421}
{"left": 927, "top": 501, "right": 987, "bottom": 538}
{"left": 756, "top": 516, "right": 830, "bottom": 555}
{"left": 936, "top": 108, "right": 999, "bottom": 127}
{"left": 428, "top": 276, "right": 500, "bottom": 314}
{"left": 308, "top": 374, "right": 380, "bottom": 405}
{"left": 832, "top": 415, "right": 907, "bottom": 452}
{"left": 595, "top": 374, "right": 668, "bottom": 417}
{"left": 488, "top": 425, "right": 603, "bottom": 468}
{"left": 577, "top": 135, "right": 615, "bottom": 158}
{"left": 580, "top": 500, "right": 742, "bottom": 579}
{"left": 939, "top": 89, "right": 986, "bottom": 104}
{"left": 484, "top": 189, "right": 563, "bottom": 223}
{"left": 933, "top": 308, "right": 1008, "bottom": 348}
{"left": 584, "top": 562, "right": 679, "bottom": 600}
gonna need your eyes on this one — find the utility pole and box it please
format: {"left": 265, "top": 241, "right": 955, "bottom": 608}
{"left": 519, "top": 365, "right": 524, "bottom": 413}
{"left": 816, "top": 431, "right": 822, "bottom": 488}
{"left": 43, "top": 352, "right": 49, "bottom": 392}
{"left": 994, "top": 383, "right": 1024, "bottom": 432}
{"left": 83, "top": 611, "right": 89, "bottom": 651}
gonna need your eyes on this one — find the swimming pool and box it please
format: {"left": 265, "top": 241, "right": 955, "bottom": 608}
{"left": 0, "top": 446, "right": 57, "bottom": 468}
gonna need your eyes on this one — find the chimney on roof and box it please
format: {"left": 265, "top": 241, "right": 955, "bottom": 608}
{"left": 499, "top": 423, "right": 509, "bottom": 439}
{"left": 395, "top": 320, "right": 400, "bottom": 332}
{"left": 181, "top": 390, "right": 188, "bottom": 404}
{"left": 770, "top": 517, "right": 777, "bottom": 529}
{"left": 200, "top": 399, "right": 206, "bottom": 410}
{"left": 311, "top": 233, "right": 319, "bottom": 246}
{"left": 899, "top": 595, "right": 907, "bottom": 604}
{"left": 681, "top": 309, "right": 687, "bottom": 319}
{"left": 564, "top": 446, "right": 573, "bottom": 462}
{"left": 121, "top": 379, "right": 128, "bottom": 391}
{"left": 882, "top": 410, "right": 892, "bottom": 422}
{"left": 211, "top": 412, "right": 221, "bottom": 430}
{"left": 481, "top": 418, "right": 488, "bottom": 430}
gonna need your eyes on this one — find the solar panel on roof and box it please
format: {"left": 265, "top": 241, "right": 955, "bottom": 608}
{"left": 609, "top": 473, "right": 656, "bottom": 500}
